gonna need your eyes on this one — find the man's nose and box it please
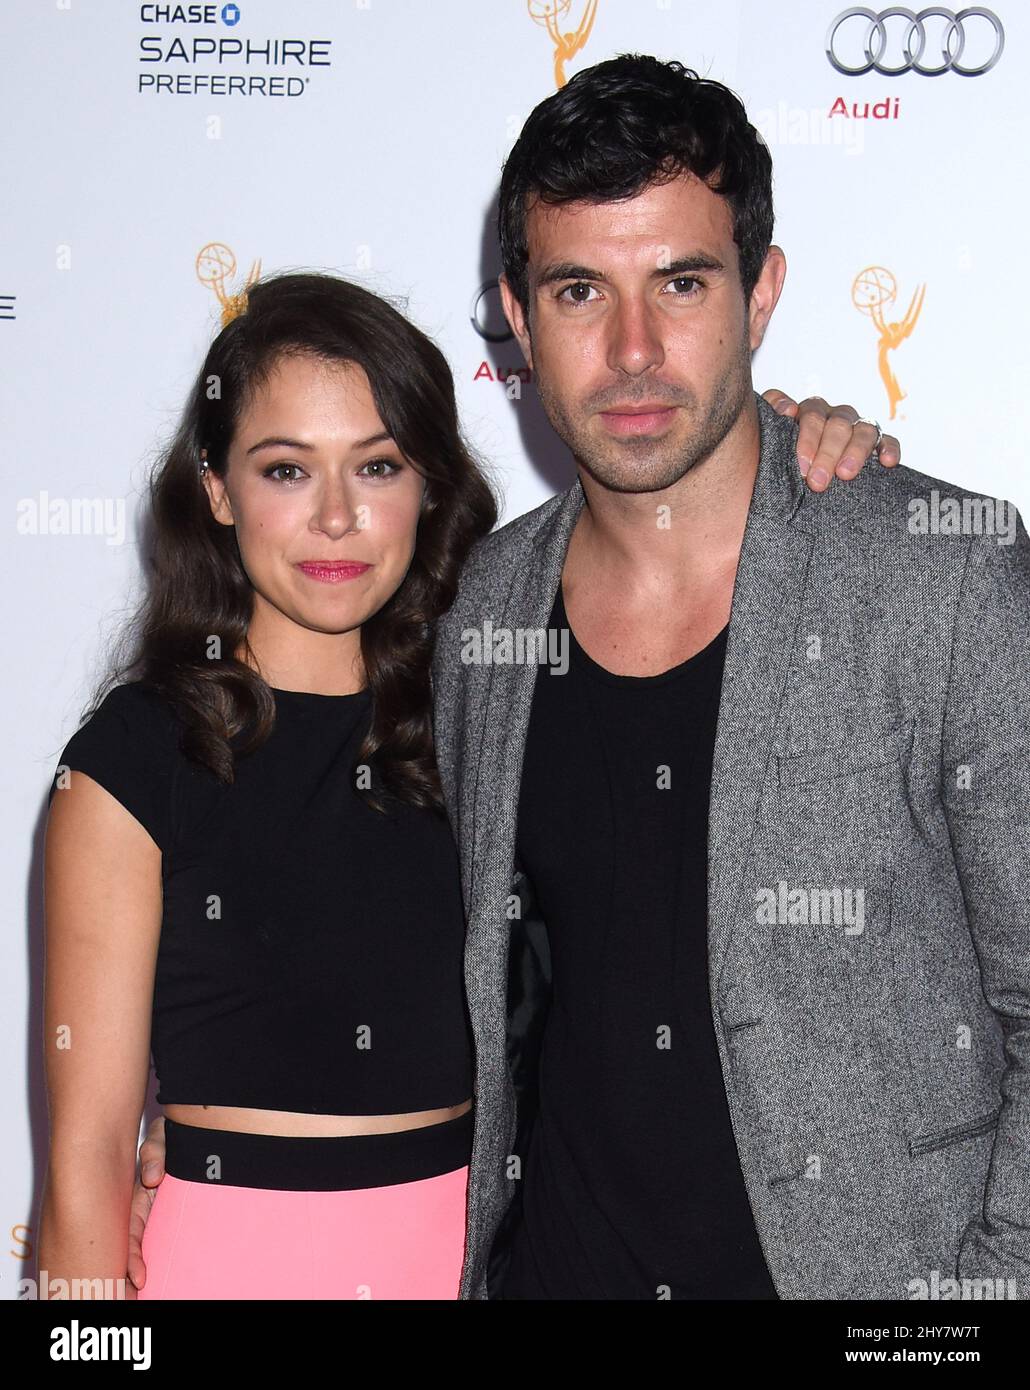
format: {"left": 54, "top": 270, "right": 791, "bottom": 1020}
{"left": 606, "top": 298, "right": 665, "bottom": 377}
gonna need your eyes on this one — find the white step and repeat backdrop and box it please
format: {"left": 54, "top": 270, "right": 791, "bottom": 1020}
{"left": 3, "top": 0, "right": 1025, "bottom": 1295}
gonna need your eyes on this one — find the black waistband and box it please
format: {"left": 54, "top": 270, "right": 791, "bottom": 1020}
{"left": 163, "top": 1109, "right": 473, "bottom": 1191}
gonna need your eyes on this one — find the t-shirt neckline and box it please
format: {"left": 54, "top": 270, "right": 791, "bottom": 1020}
{"left": 554, "top": 580, "right": 728, "bottom": 688}
{"left": 269, "top": 686, "right": 371, "bottom": 702}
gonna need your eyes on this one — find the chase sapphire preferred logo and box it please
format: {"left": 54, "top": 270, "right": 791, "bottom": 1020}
{"left": 138, "top": 3, "right": 333, "bottom": 97}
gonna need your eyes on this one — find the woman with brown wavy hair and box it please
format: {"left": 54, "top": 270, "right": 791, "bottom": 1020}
{"left": 38, "top": 270, "right": 497, "bottom": 1298}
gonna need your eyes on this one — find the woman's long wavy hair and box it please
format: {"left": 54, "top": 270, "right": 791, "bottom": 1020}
{"left": 95, "top": 270, "right": 498, "bottom": 813}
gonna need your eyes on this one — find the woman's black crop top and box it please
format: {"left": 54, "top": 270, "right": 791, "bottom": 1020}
{"left": 47, "top": 682, "right": 474, "bottom": 1115}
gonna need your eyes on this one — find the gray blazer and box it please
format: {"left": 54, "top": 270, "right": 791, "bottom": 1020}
{"left": 431, "top": 393, "right": 1030, "bottom": 1300}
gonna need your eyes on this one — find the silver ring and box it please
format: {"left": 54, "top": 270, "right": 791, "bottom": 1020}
{"left": 855, "top": 416, "right": 883, "bottom": 457}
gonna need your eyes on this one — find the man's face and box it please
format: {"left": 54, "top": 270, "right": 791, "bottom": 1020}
{"left": 500, "top": 171, "right": 782, "bottom": 493}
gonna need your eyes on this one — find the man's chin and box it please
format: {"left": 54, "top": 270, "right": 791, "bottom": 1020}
{"left": 576, "top": 445, "right": 702, "bottom": 495}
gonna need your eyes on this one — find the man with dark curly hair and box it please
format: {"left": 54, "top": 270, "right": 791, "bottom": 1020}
{"left": 431, "top": 54, "right": 1029, "bottom": 1301}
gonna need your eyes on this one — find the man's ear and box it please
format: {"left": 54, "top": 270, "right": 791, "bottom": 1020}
{"left": 200, "top": 450, "right": 235, "bottom": 527}
{"left": 498, "top": 273, "right": 534, "bottom": 369}
{"left": 748, "top": 245, "right": 787, "bottom": 353}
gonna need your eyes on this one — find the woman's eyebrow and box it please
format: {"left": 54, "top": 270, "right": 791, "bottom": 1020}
{"left": 245, "top": 436, "right": 317, "bottom": 456}
{"left": 245, "top": 430, "right": 394, "bottom": 456}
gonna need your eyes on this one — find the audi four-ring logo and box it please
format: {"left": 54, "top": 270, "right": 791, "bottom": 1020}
{"left": 827, "top": 7, "right": 1004, "bottom": 75}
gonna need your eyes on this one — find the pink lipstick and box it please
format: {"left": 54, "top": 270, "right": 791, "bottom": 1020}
{"left": 295, "top": 561, "right": 372, "bottom": 583}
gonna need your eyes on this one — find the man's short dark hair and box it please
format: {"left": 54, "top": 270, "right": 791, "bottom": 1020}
{"left": 497, "top": 53, "right": 774, "bottom": 321}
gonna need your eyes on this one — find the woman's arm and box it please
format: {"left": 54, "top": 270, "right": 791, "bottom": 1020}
{"left": 38, "top": 771, "right": 162, "bottom": 1300}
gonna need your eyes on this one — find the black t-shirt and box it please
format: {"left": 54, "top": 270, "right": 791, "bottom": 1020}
{"left": 47, "top": 681, "right": 474, "bottom": 1116}
{"left": 502, "top": 583, "right": 778, "bottom": 1299}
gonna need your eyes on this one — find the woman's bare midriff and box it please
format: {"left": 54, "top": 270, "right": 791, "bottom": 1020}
{"left": 163, "top": 1098, "right": 473, "bottom": 1137}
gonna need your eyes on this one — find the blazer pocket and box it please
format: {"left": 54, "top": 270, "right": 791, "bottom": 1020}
{"left": 776, "top": 718, "right": 914, "bottom": 787}
{"left": 773, "top": 721, "right": 913, "bottom": 874}
{"left": 909, "top": 1105, "right": 1002, "bottom": 1158}
{"left": 763, "top": 724, "right": 915, "bottom": 1003}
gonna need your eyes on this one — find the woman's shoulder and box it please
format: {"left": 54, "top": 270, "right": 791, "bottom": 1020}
{"left": 50, "top": 680, "right": 188, "bottom": 853}
{"left": 80, "top": 680, "right": 186, "bottom": 749}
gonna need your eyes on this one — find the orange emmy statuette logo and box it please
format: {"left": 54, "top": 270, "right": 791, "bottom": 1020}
{"left": 528, "top": 0, "right": 598, "bottom": 88}
{"left": 852, "top": 265, "right": 925, "bottom": 420}
{"left": 196, "top": 243, "right": 262, "bottom": 327}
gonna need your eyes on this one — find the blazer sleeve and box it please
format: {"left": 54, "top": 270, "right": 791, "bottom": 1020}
{"left": 943, "top": 512, "right": 1030, "bottom": 1292}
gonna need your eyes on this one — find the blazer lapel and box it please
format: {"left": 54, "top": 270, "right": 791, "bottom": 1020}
{"left": 467, "top": 479, "right": 586, "bottom": 913}
{"left": 708, "top": 397, "right": 816, "bottom": 996}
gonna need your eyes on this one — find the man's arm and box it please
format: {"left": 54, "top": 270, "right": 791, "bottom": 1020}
{"left": 127, "top": 1118, "right": 165, "bottom": 1294}
{"left": 762, "top": 390, "right": 900, "bottom": 489}
{"left": 941, "top": 516, "right": 1030, "bottom": 1292}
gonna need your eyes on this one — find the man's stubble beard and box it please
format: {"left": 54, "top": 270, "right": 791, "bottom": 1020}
{"left": 534, "top": 335, "right": 753, "bottom": 495}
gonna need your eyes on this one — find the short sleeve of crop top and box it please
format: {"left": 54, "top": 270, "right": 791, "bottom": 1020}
{"left": 47, "top": 683, "right": 180, "bottom": 853}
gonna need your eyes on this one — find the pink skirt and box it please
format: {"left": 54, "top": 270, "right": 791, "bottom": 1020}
{"left": 136, "top": 1111, "right": 471, "bottom": 1300}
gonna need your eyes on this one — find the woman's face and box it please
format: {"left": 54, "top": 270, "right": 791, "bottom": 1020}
{"left": 202, "top": 353, "right": 425, "bottom": 648}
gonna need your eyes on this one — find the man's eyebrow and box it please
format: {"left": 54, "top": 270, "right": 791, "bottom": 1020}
{"left": 245, "top": 431, "right": 393, "bottom": 456}
{"left": 534, "top": 254, "right": 725, "bottom": 290}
